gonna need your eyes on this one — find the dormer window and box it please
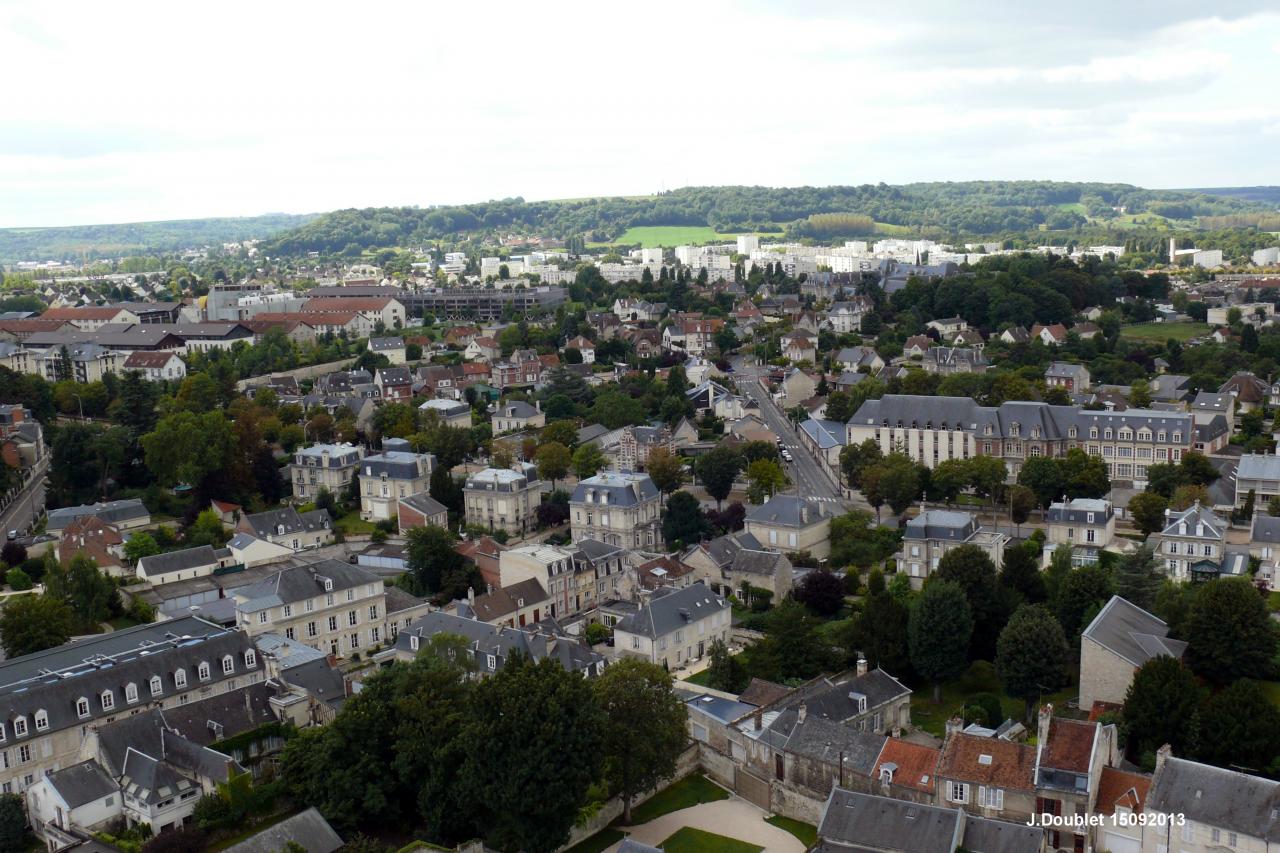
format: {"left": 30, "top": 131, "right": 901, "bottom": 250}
{"left": 1089, "top": 427, "right": 1098, "bottom": 439}
{"left": 277, "top": 524, "right": 286, "bottom": 535}
{"left": 1158, "top": 431, "right": 1166, "bottom": 442}
{"left": 1173, "top": 432, "right": 1182, "bottom": 443}
{"left": 175, "top": 668, "right": 188, "bottom": 689}
{"left": 198, "top": 661, "right": 211, "bottom": 681}
{"left": 101, "top": 690, "right": 115, "bottom": 711}
{"left": 222, "top": 655, "right": 235, "bottom": 675}
{"left": 410, "top": 635, "right": 420, "bottom": 651}
{"left": 13, "top": 717, "right": 27, "bottom": 737}
{"left": 1068, "top": 427, "right": 1077, "bottom": 438}
{"left": 150, "top": 676, "right": 163, "bottom": 697}
{"left": 1010, "top": 423, "right": 1019, "bottom": 437}
{"left": 34, "top": 710, "right": 48, "bottom": 731}
{"left": 1119, "top": 429, "right": 1132, "bottom": 441}
{"left": 125, "top": 683, "right": 139, "bottom": 703}
{"left": 324, "top": 579, "right": 333, "bottom": 592}
{"left": 244, "top": 650, "right": 257, "bottom": 668}
{"left": 76, "top": 697, "right": 90, "bottom": 718}
{"left": 1104, "top": 428, "right": 1113, "bottom": 440}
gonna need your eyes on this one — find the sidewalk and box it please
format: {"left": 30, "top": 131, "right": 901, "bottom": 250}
{"left": 608, "top": 799, "right": 804, "bottom": 853}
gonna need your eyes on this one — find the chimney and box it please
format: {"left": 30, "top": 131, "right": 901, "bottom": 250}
{"left": 535, "top": 399, "right": 541, "bottom": 412}
{"left": 468, "top": 586, "right": 476, "bottom": 604}
{"left": 1155, "top": 743, "right": 1172, "bottom": 773}
{"left": 753, "top": 710, "right": 763, "bottom": 731}
{"left": 856, "top": 657, "right": 868, "bottom": 677}
{"left": 945, "top": 716, "right": 963, "bottom": 737}
{"left": 245, "top": 688, "right": 254, "bottom": 719}
{"left": 1038, "top": 703, "right": 1053, "bottom": 745}
{"left": 800, "top": 505, "right": 809, "bottom": 524}
{"left": 798, "top": 703, "right": 807, "bottom": 723}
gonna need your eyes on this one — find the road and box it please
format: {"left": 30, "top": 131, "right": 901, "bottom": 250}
{"left": 0, "top": 455, "right": 50, "bottom": 542}
{"left": 731, "top": 357, "right": 846, "bottom": 509}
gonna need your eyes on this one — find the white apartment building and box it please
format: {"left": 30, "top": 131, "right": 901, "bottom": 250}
{"left": 463, "top": 466, "right": 542, "bottom": 536}
{"left": 1045, "top": 498, "right": 1115, "bottom": 566}
{"left": 897, "top": 509, "right": 1007, "bottom": 588}
{"left": 358, "top": 438, "right": 434, "bottom": 521}
{"left": 498, "top": 544, "right": 580, "bottom": 620}
{"left": 570, "top": 471, "right": 662, "bottom": 549}
{"left": 289, "top": 442, "right": 366, "bottom": 502}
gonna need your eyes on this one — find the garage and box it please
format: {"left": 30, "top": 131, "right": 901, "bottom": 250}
{"left": 1100, "top": 831, "right": 1139, "bottom": 853}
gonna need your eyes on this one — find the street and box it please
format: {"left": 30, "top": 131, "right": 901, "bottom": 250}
{"left": 730, "top": 357, "right": 847, "bottom": 509}
{"left": 0, "top": 456, "right": 49, "bottom": 542}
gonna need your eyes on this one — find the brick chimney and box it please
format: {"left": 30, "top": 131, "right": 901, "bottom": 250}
{"left": 856, "top": 656, "right": 868, "bottom": 677}
{"left": 753, "top": 710, "right": 763, "bottom": 731}
{"left": 1038, "top": 704, "right": 1053, "bottom": 745}
{"left": 945, "top": 716, "right": 963, "bottom": 737}
{"left": 798, "top": 703, "right": 807, "bottom": 723}
{"left": 1155, "top": 743, "right": 1172, "bottom": 773}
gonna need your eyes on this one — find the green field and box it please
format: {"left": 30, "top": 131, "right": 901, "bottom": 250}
{"left": 660, "top": 828, "right": 763, "bottom": 853}
{"left": 909, "top": 661, "right": 1079, "bottom": 739}
{"left": 1119, "top": 322, "right": 1210, "bottom": 342}
{"left": 597, "top": 226, "right": 782, "bottom": 248}
{"left": 625, "top": 774, "right": 730, "bottom": 825}
{"left": 1056, "top": 202, "right": 1088, "bottom": 215}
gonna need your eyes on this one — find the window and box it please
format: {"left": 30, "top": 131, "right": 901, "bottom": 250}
{"left": 198, "top": 661, "right": 211, "bottom": 681}
{"left": 349, "top": 610, "right": 358, "bottom": 627}
{"left": 17, "top": 745, "right": 30, "bottom": 764}
{"left": 150, "top": 676, "right": 163, "bottom": 697}
{"left": 978, "top": 787, "right": 1004, "bottom": 809}
{"left": 283, "top": 605, "right": 292, "bottom": 618}
{"left": 285, "top": 627, "right": 295, "bottom": 640}
{"left": 305, "top": 599, "right": 314, "bottom": 612}
{"left": 101, "top": 690, "right": 115, "bottom": 711}
{"left": 308, "top": 621, "right": 318, "bottom": 637}
{"left": 34, "top": 711, "right": 48, "bottom": 732}
{"left": 1229, "top": 833, "right": 1238, "bottom": 846}
{"left": 368, "top": 605, "right": 379, "bottom": 620}
{"left": 409, "top": 636, "right": 420, "bottom": 651}
{"left": 326, "top": 593, "right": 334, "bottom": 606}
{"left": 222, "top": 656, "right": 234, "bottom": 675}
{"left": 486, "top": 654, "right": 497, "bottom": 669}
{"left": 125, "top": 683, "right": 138, "bottom": 704}
{"left": 77, "top": 697, "right": 90, "bottom": 718}
{"left": 13, "top": 718, "right": 27, "bottom": 738}
{"left": 371, "top": 626, "right": 380, "bottom": 643}
{"left": 324, "top": 578, "right": 334, "bottom": 591}
{"left": 1211, "top": 830, "right": 1221, "bottom": 843}
{"left": 347, "top": 589, "right": 355, "bottom": 602}
{"left": 244, "top": 650, "right": 257, "bottom": 668}
{"left": 328, "top": 616, "right": 338, "bottom": 632}
{"left": 349, "top": 633, "right": 360, "bottom": 650}
{"left": 258, "top": 611, "right": 268, "bottom": 625}
{"left": 949, "top": 782, "right": 968, "bottom": 803}
{"left": 175, "top": 668, "right": 188, "bottom": 688}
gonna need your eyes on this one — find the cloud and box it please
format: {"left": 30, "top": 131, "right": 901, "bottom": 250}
{"left": 0, "top": 0, "right": 1276, "bottom": 226}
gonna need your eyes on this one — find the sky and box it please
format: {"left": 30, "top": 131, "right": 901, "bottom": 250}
{"left": 2, "top": 0, "right": 1279, "bottom": 228}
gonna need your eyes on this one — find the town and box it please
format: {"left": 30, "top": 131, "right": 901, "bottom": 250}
{"left": 1, "top": 203, "right": 1280, "bottom": 853}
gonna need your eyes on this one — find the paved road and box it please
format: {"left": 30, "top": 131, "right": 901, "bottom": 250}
{"left": 731, "top": 358, "right": 845, "bottom": 508}
{"left": 0, "top": 456, "right": 49, "bottom": 541}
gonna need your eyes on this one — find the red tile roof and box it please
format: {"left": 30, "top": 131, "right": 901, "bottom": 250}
{"left": 874, "top": 738, "right": 941, "bottom": 794}
{"left": 1040, "top": 717, "right": 1097, "bottom": 774}
{"left": 1095, "top": 766, "right": 1151, "bottom": 816}
{"left": 938, "top": 732, "right": 1036, "bottom": 791}
{"left": 122, "top": 351, "right": 179, "bottom": 369}
{"left": 42, "top": 306, "right": 131, "bottom": 320}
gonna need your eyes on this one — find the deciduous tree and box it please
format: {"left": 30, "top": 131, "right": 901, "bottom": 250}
{"left": 0, "top": 594, "right": 75, "bottom": 657}
{"left": 1185, "top": 577, "right": 1276, "bottom": 684}
{"left": 995, "top": 604, "right": 1069, "bottom": 721}
{"left": 909, "top": 580, "right": 972, "bottom": 702}
{"left": 1121, "top": 656, "right": 1202, "bottom": 761}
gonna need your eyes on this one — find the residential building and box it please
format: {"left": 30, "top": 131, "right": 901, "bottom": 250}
{"left": 0, "top": 616, "right": 261, "bottom": 795}
{"left": 563, "top": 335, "right": 595, "bottom": 363}
{"left": 393, "top": 611, "right": 604, "bottom": 677}
{"left": 374, "top": 366, "right": 413, "bottom": 401}
{"left": 1045, "top": 362, "right": 1090, "bottom": 392}
{"left": 936, "top": 728, "right": 1037, "bottom": 824}
{"left": 744, "top": 494, "right": 833, "bottom": 559}
{"left": 847, "top": 395, "right": 1194, "bottom": 484}
{"left": 1150, "top": 501, "right": 1226, "bottom": 582}
{"left": 396, "top": 492, "right": 449, "bottom": 531}
{"left": 1235, "top": 453, "right": 1280, "bottom": 508}
{"left": 462, "top": 578, "right": 549, "bottom": 628}
{"left": 368, "top": 336, "right": 407, "bottom": 364}
{"left": 1044, "top": 498, "right": 1115, "bottom": 565}
{"left": 1032, "top": 707, "right": 1119, "bottom": 853}
{"left": 236, "top": 506, "right": 333, "bottom": 551}
{"left": 617, "top": 424, "right": 674, "bottom": 471}
{"left": 1093, "top": 765, "right": 1150, "bottom": 853}
{"left": 299, "top": 295, "right": 407, "bottom": 330}
{"left": 288, "top": 442, "right": 365, "bottom": 502}
{"left": 835, "top": 346, "right": 885, "bottom": 373}
{"left": 825, "top": 299, "right": 870, "bottom": 334}
{"left": 897, "top": 510, "right": 1008, "bottom": 588}
{"left": 571, "top": 471, "right": 662, "bottom": 549}
{"left": 463, "top": 466, "right": 542, "bottom": 536}
{"left": 1079, "top": 596, "right": 1187, "bottom": 710}
{"left": 47, "top": 499, "right": 150, "bottom": 537}
{"left": 135, "top": 544, "right": 235, "bottom": 586}
{"left": 612, "top": 582, "right": 731, "bottom": 670}
{"left": 499, "top": 544, "right": 581, "bottom": 618}
{"left": 358, "top": 438, "right": 434, "bottom": 521}
{"left": 492, "top": 399, "right": 545, "bottom": 433}
{"left": 723, "top": 549, "right": 794, "bottom": 602}
{"left": 57, "top": 515, "right": 125, "bottom": 575}
{"left": 1249, "top": 513, "right": 1280, "bottom": 561}
{"left": 815, "top": 788, "right": 1044, "bottom": 853}
{"left": 781, "top": 332, "right": 817, "bottom": 363}
{"left": 1218, "top": 371, "right": 1270, "bottom": 413}
{"left": 1141, "top": 748, "right": 1280, "bottom": 853}
{"left": 121, "top": 350, "right": 187, "bottom": 382}
{"left": 926, "top": 317, "right": 968, "bottom": 336}
{"left": 222, "top": 808, "right": 343, "bottom": 853}
{"left": 418, "top": 397, "right": 472, "bottom": 428}
{"left": 922, "top": 347, "right": 988, "bottom": 375}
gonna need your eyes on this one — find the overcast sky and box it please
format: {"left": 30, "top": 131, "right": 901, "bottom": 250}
{"left": 2, "top": 0, "right": 1278, "bottom": 227}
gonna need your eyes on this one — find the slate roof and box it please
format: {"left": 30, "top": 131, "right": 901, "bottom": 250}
{"left": 397, "top": 611, "right": 604, "bottom": 676}
{"left": 800, "top": 418, "right": 847, "bottom": 450}
{"left": 399, "top": 492, "right": 447, "bottom": 519}
{"left": 700, "top": 531, "right": 764, "bottom": 569}
{"left": 121, "top": 746, "right": 198, "bottom": 804}
{"left": 222, "top": 807, "right": 344, "bottom": 853}
{"left": 47, "top": 498, "right": 149, "bottom": 530}
{"left": 746, "top": 494, "right": 830, "bottom": 527}
{"left": 1147, "top": 757, "right": 1280, "bottom": 843}
{"left": 729, "top": 549, "right": 789, "bottom": 578}
{"left": 1081, "top": 596, "right": 1187, "bottom": 668}
{"left": 818, "top": 788, "right": 960, "bottom": 853}
{"left": 496, "top": 400, "right": 540, "bottom": 419}
{"left": 1238, "top": 453, "right": 1280, "bottom": 483}
{"left": 783, "top": 669, "right": 911, "bottom": 721}
{"left": 614, "top": 582, "right": 729, "bottom": 640}
{"left": 1046, "top": 498, "right": 1112, "bottom": 525}
{"left": 571, "top": 471, "right": 659, "bottom": 506}
{"left": 137, "top": 545, "right": 222, "bottom": 576}
{"left": 236, "top": 560, "right": 381, "bottom": 612}
{"left": 903, "top": 510, "right": 977, "bottom": 541}
{"left": 1159, "top": 501, "right": 1226, "bottom": 538}
{"left": 45, "top": 760, "right": 117, "bottom": 808}
{"left": 241, "top": 506, "right": 331, "bottom": 539}
{"left": 960, "top": 813, "right": 1045, "bottom": 853}
{"left": 938, "top": 731, "right": 1036, "bottom": 791}
{"left": 1251, "top": 514, "right": 1280, "bottom": 545}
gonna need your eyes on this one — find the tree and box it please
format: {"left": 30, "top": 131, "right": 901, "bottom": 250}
{"left": 1009, "top": 484, "right": 1035, "bottom": 535}
{"left": 929, "top": 459, "right": 970, "bottom": 506}
{"left": 848, "top": 590, "right": 912, "bottom": 677}
{"left": 5, "top": 567, "right": 32, "bottom": 591}
{"left": 645, "top": 447, "right": 685, "bottom": 503}
{"left": 865, "top": 453, "right": 922, "bottom": 517}
{"left": 967, "top": 455, "right": 1008, "bottom": 524}
{"left": 0, "top": 793, "right": 27, "bottom": 852}
{"left": 1017, "top": 455, "right": 1065, "bottom": 512}
{"left": 1062, "top": 448, "right": 1110, "bottom": 499}
{"left": 594, "top": 659, "right": 688, "bottom": 824}
{"left": 534, "top": 442, "right": 571, "bottom": 490}
{"left": 749, "top": 599, "right": 838, "bottom": 682}
{"left": 44, "top": 553, "right": 117, "bottom": 627}
{"left": 124, "top": 531, "right": 160, "bottom": 564}
{"left": 935, "top": 545, "right": 1005, "bottom": 659}
{"left": 141, "top": 410, "right": 237, "bottom": 489}
{"left": 999, "top": 541, "right": 1045, "bottom": 604}
{"left": 1114, "top": 545, "right": 1163, "bottom": 611}
{"left": 695, "top": 446, "right": 741, "bottom": 510}
{"left": 0, "top": 594, "right": 75, "bottom": 657}
{"left": 1128, "top": 491, "right": 1169, "bottom": 537}
{"left": 746, "top": 458, "right": 789, "bottom": 504}
{"left": 571, "top": 443, "right": 606, "bottom": 480}
{"left": 1193, "top": 679, "right": 1280, "bottom": 774}
{"left": 793, "top": 569, "right": 845, "bottom": 617}
{"left": 705, "top": 638, "right": 749, "bottom": 693}
{"left": 404, "top": 525, "right": 473, "bottom": 600}
{"left": 995, "top": 604, "right": 1069, "bottom": 721}
{"left": 1, "top": 541, "right": 27, "bottom": 568}
{"left": 1169, "top": 483, "right": 1208, "bottom": 511}
{"left": 662, "top": 490, "right": 709, "bottom": 548}
{"left": 1128, "top": 382, "right": 1152, "bottom": 408}
{"left": 839, "top": 438, "right": 882, "bottom": 489}
{"left": 909, "top": 580, "right": 972, "bottom": 702}
{"left": 540, "top": 420, "right": 578, "bottom": 449}
{"left": 463, "top": 656, "right": 603, "bottom": 853}
{"left": 1051, "top": 564, "right": 1112, "bottom": 641}
{"left": 1121, "top": 656, "right": 1202, "bottom": 760}
{"left": 1185, "top": 577, "right": 1276, "bottom": 684}
{"left": 185, "top": 510, "right": 230, "bottom": 548}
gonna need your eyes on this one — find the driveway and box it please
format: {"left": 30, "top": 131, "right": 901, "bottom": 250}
{"left": 608, "top": 799, "right": 805, "bottom": 853}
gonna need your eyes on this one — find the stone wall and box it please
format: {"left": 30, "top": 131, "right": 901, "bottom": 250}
{"left": 770, "top": 783, "right": 825, "bottom": 825}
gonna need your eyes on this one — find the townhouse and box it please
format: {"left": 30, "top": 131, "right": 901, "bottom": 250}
{"left": 358, "top": 438, "right": 434, "bottom": 521}
{"left": 1045, "top": 498, "right": 1115, "bottom": 566}
{"left": 236, "top": 506, "right": 333, "bottom": 551}
{"left": 1150, "top": 501, "right": 1226, "bottom": 582}
{"left": 463, "top": 466, "right": 542, "bottom": 536}
{"left": 121, "top": 350, "right": 187, "bottom": 382}
{"left": 393, "top": 611, "right": 604, "bottom": 677}
{"left": 419, "top": 397, "right": 472, "bottom": 428}
{"left": 1046, "top": 362, "right": 1091, "bottom": 392}
{"left": 744, "top": 495, "right": 833, "bottom": 559}
{"left": 612, "top": 582, "right": 730, "bottom": 670}
{"left": 498, "top": 544, "right": 582, "bottom": 619}
{"left": 492, "top": 399, "right": 545, "bottom": 433}
{"left": 288, "top": 442, "right": 365, "bottom": 502}
{"left": 1140, "top": 748, "right": 1280, "bottom": 853}
{"left": 368, "top": 336, "right": 407, "bottom": 364}
{"left": 897, "top": 509, "right": 1008, "bottom": 588}
{"left": 1235, "top": 453, "right": 1280, "bottom": 508}
{"left": 570, "top": 471, "right": 663, "bottom": 549}
{"left": 814, "top": 788, "right": 1044, "bottom": 853}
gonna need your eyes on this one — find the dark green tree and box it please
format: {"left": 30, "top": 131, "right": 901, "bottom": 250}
{"left": 909, "top": 580, "right": 973, "bottom": 702}
{"left": 1051, "top": 564, "right": 1113, "bottom": 641}
{"left": 1185, "top": 577, "right": 1276, "bottom": 684}
{"left": 847, "top": 590, "right": 912, "bottom": 677}
{"left": 1114, "top": 545, "right": 1163, "bottom": 611}
{"left": 1128, "top": 492, "right": 1169, "bottom": 537}
{"left": 1017, "top": 455, "right": 1065, "bottom": 512}
{"left": 705, "top": 638, "right": 749, "bottom": 693}
{"left": 1121, "top": 656, "right": 1202, "bottom": 760}
{"left": 994, "top": 604, "right": 1069, "bottom": 721}
{"left": 999, "top": 541, "right": 1046, "bottom": 604}
{"left": 749, "top": 599, "right": 838, "bottom": 682}
{"left": 0, "top": 794, "right": 29, "bottom": 852}
{"left": 694, "top": 446, "right": 742, "bottom": 510}
{"left": 935, "top": 544, "right": 1006, "bottom": 659}
{"left": 404, "top": 526, "right": 474, "bottom": 599}
{"left": 0, "top": 594, "right": 75, "bottom": 657}
{"left": 1193, "top": 679, "right": 1280, "bottom": 774}
{"left": 662, "top": 490, "right": 709, "bottom": 547}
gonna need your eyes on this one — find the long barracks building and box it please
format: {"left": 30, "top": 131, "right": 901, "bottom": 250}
{"left": 846, "top": 395, "right": 1193, "bottom": 486}
{"left": 304, "top": 285, "right": 567, "bottom": 320}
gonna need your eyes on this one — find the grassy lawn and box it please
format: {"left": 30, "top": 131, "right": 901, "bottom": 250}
{"left": 1268, "top": 591, "right": 1280, "bottom": 613}
{"left": 660, "top": 827, "right": 763, "bottom": 853}
{"left": 1119, "top": 322, "right": 1209, "bottom": 342}
{"left": 625, "top": 774, "right": 730, "bottom": 825}
{"left": 765, "top": 816, "right": 817, "bottom": 847}
{"left": 604, "top": 226, "right": 782, "bottom": 248}
{"left": 909, "top": 661, "right": 1079, "bottom": 739}
{"left": 1056, "top": 202, "right": 1087, "bottom": 215}
{"left": 563, "top": 828, "right": 625, "bottom": 853}
{"left": 682, "top": 668, "right": 715, "bottom": 686}
{"left": 334, "top": 510, "right": 376, "bottom": 535}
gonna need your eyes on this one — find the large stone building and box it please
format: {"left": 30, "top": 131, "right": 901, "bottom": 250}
{"left": 464, "top": 466, "right": 542, "bottom": 536}
{"left": 358, "top": 438, "right": 434, "bottom": 521}
{"left": 612, "top": 582, "right": 730, "bottom": 670}
{"left": 0, "top": 616, "right": 261, "bottom": 795}
{"left": 847, "top": 395, "right": 1193, "bottom": 485}
{"left": 744, "top": 495, "right": 834, "bottom": 559}
{"left": 1079, "top": 596, "right": 1187, "bottom": 710}
{"left": 288, "top": 443, "right": 365, "bottom": 502}
{"left": 1150, "top": 501, "right": 1227, "bottom": 582}
{"left": 1044, "top": 498, "right": 1114, "bottom": 566}
{"left": 570, "top": 472, "right": 662, "bottom": 549}
{"left": 896, "top": 509, "right": 1007, "bottom": 588}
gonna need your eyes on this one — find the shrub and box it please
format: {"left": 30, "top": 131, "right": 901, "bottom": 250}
{"left": 4, "top": 568, "right": 32, "bottom": 591}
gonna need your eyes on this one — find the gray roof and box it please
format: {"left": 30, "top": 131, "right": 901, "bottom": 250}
{"left": 745, "top": 494, "right": 830, "bottom": 528}
{"left": 729, "top": 549, "right": 790, "bottom": 578}
{"left": 121, "top": 747, "right": 196, "bottom": 805}
{"left": 369, "top": 336, "right": 405, "bottom": 350}
{"left": 1081, "top": 596, "right": 1188, "bottom": 667}
{"left": 617, "top": 841, "right": 664, "bottom": 853}
{"left": 293, "top": 442, "right": 363, "bottom": 468}
{"left": 702, "top": 530, "right": 764, "bottom": 569}
{"left": 47, "top": 498, "right": 148, "bottom": 530}
{"left": 577, "top": 423, "right": 610, "bottom": 445}
{"left": 1238, "top": 454, "right": 1280, "bottom": 484}
{"left": 903, "top": 510, "right": 977, "bottom": 541}
{"left": 685, "top": 694, "right": 758, "bottom": 724}
{"left": 496, "top": 400, "right": 540, "bottom": 419}
{"left": 819, "top": 788, "right": 961, "bottom": 853}
{"left": 236, "top": 559, "right": 381, "bottom": 612}
{"left": 137, "top": 545, "right": 221, "bottom": 575}
{"left": 960, "top": 813, "right": 1046, "bottom": 853}
{"left": 1046, "top": 362, "right": 1088, "bottom": 379}
{"left": 1251, "top": 514, "right": 1280, "bottom": 545}
{"left": 614, "top": 582, "right": 728, "bottom": 640}
{"left": 361, "top": 449, "right": 431, "bottom": 480}
{"left": 1046, "top": 498, "right": 1112, "bottom": 525}
{"left": 1159, "top": 502, "right": 1226, "bottom": 538}
{"left": 399, "top": 492, "right": 447, "bottom": 519}
{"left": 1147, "top": 757, "right": 1280, "bottom": 843}
{"left": 571, "top": 471, "right": 659, "bottom": 506}
{"left": 45, "top": 760, "right": 117, "bottom": 808}
{"left": 222, "top": 807, "right": 344, "bottom": 853}
{"left": 1191, "top": 391, "right": 1233, "bottom": 412}
{"left": 397, "top": 611, "right": 604, "bottom": 676}
{"left": 241, "top": 506, "right": 331, "bottom": 539}
{"left": 800, "top": 418, "right": 847, "bottom": 450}
{"left": 781, "top": 669, "right": 911, "bottom": 721}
